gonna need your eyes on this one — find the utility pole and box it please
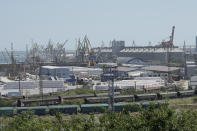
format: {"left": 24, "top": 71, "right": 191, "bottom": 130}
{"left": 134, "top": 81, "right": 136, "bottom": 91}
{"left": 184, "top": 41, "right": 187, "bottom": 79}
{"left": 18, "top": 74, "right": 21, "bottom": 96}
{"left": 39, "top": 65, "right": 44, "bottom": 105}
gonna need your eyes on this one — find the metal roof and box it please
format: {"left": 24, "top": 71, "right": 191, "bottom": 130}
{"left": 117, "top": 66, "right": 137, "bottom": 72}
{"left": 17, "top": 106, "right": 47, "bottom": 110}
{"left": 0, "top": 107, "right": 14, "bottom": 110}
{"left": 81, "top": 104, "right": 108, "bottom": 107}
{"left": 142, "top": 66, "right": 180, "bottom": 72}
{"left": 120, "top": 47, "right": 184, "bottom": 53}
{"left": 48, "top": 105, "right": 79, "bottom": 108}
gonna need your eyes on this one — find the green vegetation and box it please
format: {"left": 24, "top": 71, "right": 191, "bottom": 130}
{"left": 2, "top": 104, "right": 197, "bottom": 130}
{"left": 0, "top": 98, "right": 15, "bottom": 107}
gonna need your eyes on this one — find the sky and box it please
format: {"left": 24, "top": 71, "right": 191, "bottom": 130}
{"left": 0, "top": 0, "right": 197, "bottom": 51}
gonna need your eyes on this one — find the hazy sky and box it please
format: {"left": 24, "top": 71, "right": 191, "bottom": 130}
{"left": 0, "top": 0, "right": 197, "bottom": 51}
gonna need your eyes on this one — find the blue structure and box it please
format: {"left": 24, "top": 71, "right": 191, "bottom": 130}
{"left": 41, "top": 66, "right": 70, "bottom": 78}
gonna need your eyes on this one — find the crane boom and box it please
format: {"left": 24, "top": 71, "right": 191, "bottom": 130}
{"left": 171, "top": 26, "right": 175, "bottom": 45}
{"left": 5, "top": 48, "right": 12, "bottom": 62}
{"left": 1, "top": 51, "right": 9, "bottom": 64}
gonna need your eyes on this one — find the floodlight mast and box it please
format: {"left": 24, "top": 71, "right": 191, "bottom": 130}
{"left": 103, "top": 65, "right": 117, "bottom": 111}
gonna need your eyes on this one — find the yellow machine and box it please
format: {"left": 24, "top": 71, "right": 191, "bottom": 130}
{"left": 88, "top": 59, "right": 96, "bottom": 67}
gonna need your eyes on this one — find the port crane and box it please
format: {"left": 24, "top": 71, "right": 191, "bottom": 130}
{"left": 76, "top": 36, "right": 91, "bottom": 61}
{"left": 5, "top": 43, "right": 17, "bottom": 78}
{"left": 161, "top": 26, "right": 175, "bottom": 47}
{"left": 1, "top": 51, "right": 9, "bottom": 64}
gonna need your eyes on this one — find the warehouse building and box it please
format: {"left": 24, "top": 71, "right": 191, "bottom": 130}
{"left": 41, "top": 66, "right": 70, "bottom": 78}
{"left": 92, "top": 40, "right": 184, "bottom": 64}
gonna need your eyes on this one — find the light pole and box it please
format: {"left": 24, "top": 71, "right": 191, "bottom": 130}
{"left": 103, "top": 65, "right": 117, "bottom": 111}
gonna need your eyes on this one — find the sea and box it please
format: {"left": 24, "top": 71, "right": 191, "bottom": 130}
{"left": 0, "top": 51, "right": 26, "bottom": 64}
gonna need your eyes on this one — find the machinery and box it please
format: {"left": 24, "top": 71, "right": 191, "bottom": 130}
{"left": 88, "top": 55, "right": 97, "bottom": 67}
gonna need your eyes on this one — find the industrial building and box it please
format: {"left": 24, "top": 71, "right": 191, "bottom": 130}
{"left": 93, "top": 42, "right": 184, "bottom": 65}
{"left": 93, "top": 77, "right": 165, "bottom": 91}
{"left": 92, "top": 27, "right": 185, "bottom": 65}
{"left": 41, "top": 66, "right": 70, "bottom": 78}
{"left": 41, "top": 66, "right": 102, "bottom": 79}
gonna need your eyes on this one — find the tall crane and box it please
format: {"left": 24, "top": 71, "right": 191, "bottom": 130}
{"left": 170, "top": 26, "right": 175, "bottom": 45}
{"left": 1, "top": 51, "right": 9, "bottom": 64}
{"left": 76, "top": 35, "right": 92, "bottom": 63}
{"left": 5, "top": 43, "right": 17, "bottom": 77}
{"left": 54, "top": 40, "right": 68, "bottom": 63}
{"left": 161, "top": 26, "right": 175, "bottom": 47}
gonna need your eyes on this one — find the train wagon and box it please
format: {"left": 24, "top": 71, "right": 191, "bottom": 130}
{"left": 114, "top": 95, "right": 134, "bottom": 102}
{"left": 114, "top": 103, "right": 140, "bottom": 112}
{"left": 85, "top": 95, "right": 134, "bottom": 104}
{"left": 96, "top": 92, "right": 120, "bottom": 97}
{"left": 85, "top": 97, "right": 108, "bottom": 104}
{"left": 178, "top": 90, "right": 195, "bottom": 98}
{"left": 80, "top": 104, "right": 108, "bottom": 114}
{"left": 0, "top": 107, "right": 14, "bottom": 116}
{"left": 157, "top": 92, "right": 178, "bottom": 99}
{"left": 135, "top": 93, "right": 157, "bottom": 101}
{"left": 17, "top": 106, "right": 47, "bottom": 115}
{"left": 49, "top": 105, "right": 78, "bottom": 115}
{"left": 141, "top": 102, "right": 168, "bottom": 109}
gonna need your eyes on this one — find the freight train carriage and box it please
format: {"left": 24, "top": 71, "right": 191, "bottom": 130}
{"left": 0, "top": 102, "right": 167, "bottom": 116}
